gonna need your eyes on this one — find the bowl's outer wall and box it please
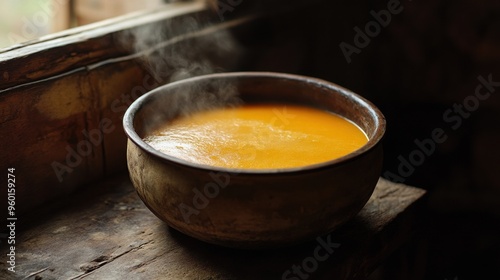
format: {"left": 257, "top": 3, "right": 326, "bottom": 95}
{"left": 128, "top": 140, "right": 382, "bottom": 248}
{"left": 125, "top": 73, "right": 385, "bottom": 248}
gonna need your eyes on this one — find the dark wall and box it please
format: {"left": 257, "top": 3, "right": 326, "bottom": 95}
{"left": 228, "top": 0, "right": 500, "bottom": 278}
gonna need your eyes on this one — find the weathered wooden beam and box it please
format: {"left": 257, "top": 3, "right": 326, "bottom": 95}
{"left": 0, "top": 1, "right": 254, "bottom": 218}
{"left": 0, "top": 2, "right": 207, "bottom": 90}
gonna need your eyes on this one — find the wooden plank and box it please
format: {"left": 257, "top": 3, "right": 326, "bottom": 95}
{"left": 0, "top": 3, "right": 255, "bottom": 218}
{"left": 0, "top": 2, "right": 207, "bottom": 90}
{"left": 0, "top": 60, "right": 149, "bottom": 218}
{"left": 0, "top": 177, "right": 426, "bottom": 279}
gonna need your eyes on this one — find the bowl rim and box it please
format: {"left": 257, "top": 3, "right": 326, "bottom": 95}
{"left": 123, "top": 71, "right": 386, "bottom": 174}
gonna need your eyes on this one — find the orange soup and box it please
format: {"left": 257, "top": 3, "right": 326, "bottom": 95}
{"left": 144, "top": 104, "right": 368, "bottom": 169}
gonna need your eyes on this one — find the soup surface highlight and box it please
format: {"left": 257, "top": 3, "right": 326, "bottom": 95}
{"left": 144, "top": 104, "right": 368, "bottom": 169}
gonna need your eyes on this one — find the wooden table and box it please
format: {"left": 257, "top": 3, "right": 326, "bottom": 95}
{"left": 1, "top": 176, "right": 425, "bottom": 280}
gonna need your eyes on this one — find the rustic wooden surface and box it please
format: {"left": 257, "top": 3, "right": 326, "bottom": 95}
{"left": 0, "top": 1, "right": 253, "bottom": 218}
{"left": 0, "top": 177, "right": 426, "bottom": 280}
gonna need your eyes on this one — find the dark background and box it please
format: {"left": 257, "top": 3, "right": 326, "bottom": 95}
{"left": 227, "top": 0, "right": 500, "bottom": 278}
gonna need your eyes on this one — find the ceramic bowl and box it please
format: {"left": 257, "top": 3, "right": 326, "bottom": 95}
{"left": 123, "top": 72, "right": 385, "bottom": 248}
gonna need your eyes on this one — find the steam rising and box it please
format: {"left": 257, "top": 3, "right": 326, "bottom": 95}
{"left": 130, "top": 16, "right": 240, "bottom": 83}
{"left": 120, "top": 11, "right": 244, "bottom": 135}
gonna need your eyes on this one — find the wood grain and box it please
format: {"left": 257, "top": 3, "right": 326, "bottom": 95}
{"left": 0, "top": 2, "right": 207, "bottom": 90}
{"left": 0, "top": 176, "right": 426, "bottom": 279}
{"left": 0, "top": 2, "right": 252, "bottom": 218}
